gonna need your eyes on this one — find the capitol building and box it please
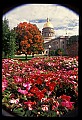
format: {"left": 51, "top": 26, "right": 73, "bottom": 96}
{"left": 42, "top": 18, "right": 55, "bottom": 43}
{"left": 42, "top": 18, "right": 69, "bottom": 55}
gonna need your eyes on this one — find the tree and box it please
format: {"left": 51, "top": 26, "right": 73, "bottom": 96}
{"left": 2, "top": 17, "right": 10, "bottom": 58}
{"left": 2, "top": 18, "right": 17, "bottom": 58}
{"left": 15, "top": 22, "right": 44, "bottom": 60}
{"left": 66, "top": 35, "right": 78, "bottom": 56}
{"left": 66, "top": 41, "right": 78, "bottom": 56}
{"left": 8, "top": 29, "right": 17, "bottom": 58}
{"left": 67, "top": 35, "right": 78, "bottom": 46}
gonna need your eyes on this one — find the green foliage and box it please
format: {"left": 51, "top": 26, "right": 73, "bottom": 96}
{"left": 13, "top": 107, "right": 25, "bottom": 116}
{"left": 25, "top": 110, "right": 32, "bottom": 117}
{"left": 55, "top": 48, "right": 65, "bottom": 56}
{"left": 8, "top": 29, "right": 17, "bottom": 58}
{"left": 2, "top": 18, "right": 17, "bottom": 58}
{"left": 2, "top": 18, "right": 10, "bottom": 58}
{"left": 67, "top": 35, "right": 78, "bottom": 46}
{"left": 48, "top": 111, "right": 57, "bottom": 117}
{"left": 50, "top": 50, "right": 55, "bottom": 56}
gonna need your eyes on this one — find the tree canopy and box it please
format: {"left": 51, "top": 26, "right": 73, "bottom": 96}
{"left": 15, "top": 22, "right": 44, "bottom": 59}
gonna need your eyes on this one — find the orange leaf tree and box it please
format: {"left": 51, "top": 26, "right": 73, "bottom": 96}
{"left": 66, "top": 41, "right": 78, "bottom": 56}
{"left": 15, "top": 22, "right": 44, "bottom": 59}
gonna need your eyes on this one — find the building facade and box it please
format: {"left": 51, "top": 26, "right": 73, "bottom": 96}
{"left": 42, "top": 18, "right": 69, "bottom": 55}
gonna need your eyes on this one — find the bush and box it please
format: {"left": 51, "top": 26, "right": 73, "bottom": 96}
{"left": 50, "top": 50, "right": 55, "bottom": 56}
{"left": 55, "top": 48, "right": 65, "bottom": 56}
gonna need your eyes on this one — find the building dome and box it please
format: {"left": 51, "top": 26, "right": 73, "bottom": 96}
{"left": 43, "top": 18, "right": 53, "bottom": 28}
{"left": 42, "top": 18, "right": 55, "bottom": 43}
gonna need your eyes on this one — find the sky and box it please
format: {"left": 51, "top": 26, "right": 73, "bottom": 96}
{"left": 3, "top": 4, "right": 79, "bottom": 37}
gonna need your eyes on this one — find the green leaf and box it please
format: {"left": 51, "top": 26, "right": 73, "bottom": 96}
{"left": 55, "top": 86, "right": 58, "bottom": 91}
{"left": 2, "top": 97, "right": 8, "bottom": 102}
{"left": 21, "top": 96, "right": 27, "bottom": 100}
{"left": 13, "top": 107, "right": 25, "bottom": 116}
{"left": 32, "top": 110, "right": 37, "bottom": 114}
{"left": 52, "top": 111, "right": 57, "bottom": 117}
{"left": 25, "top": 110, "right": 32, "bottom": 117}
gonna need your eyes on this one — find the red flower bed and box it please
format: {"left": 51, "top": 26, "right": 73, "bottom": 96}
{"left": 2, "top": 56, "right": 78, "bottom": 117}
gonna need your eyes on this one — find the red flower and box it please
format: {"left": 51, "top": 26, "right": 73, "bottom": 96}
{"left": 42, "top": 88, "right": 47, "bottom": 93}
{"left": 49, "top": 82, "right": 56, "bottom": 91}
{"left": 24, "top": 100, "right": 36, "bottom": 109}
{"left": 27, "top": 92, "right": 34, "bottom": 97}
{"left": 36, "top": 77, "right": 42, "bottom": 84}
{"left": 24, "top": 101, "right": 36, "bottom": 105}
{"left": 36, "top": 91, "right": 44, "bottom": 100}
{"left": 10, "top": 93, "right": 15, "bottom": 98}
{"left": 30, "top": 86, "right": 39, "bottom": 94}
{"left": 46, "top": 81, "right": 51, "bottom": 86}
{"left": 60, "top": 94, "right": 71, "bottom": 101}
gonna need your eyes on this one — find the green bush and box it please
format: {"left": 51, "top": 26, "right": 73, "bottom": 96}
{"left": 55, "top": 48, "right": 65, "bottom": 56}
{"left": 50, "top": 50, "right": 55, "bottom": 56}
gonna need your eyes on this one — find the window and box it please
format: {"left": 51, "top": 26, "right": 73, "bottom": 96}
{"left": 46, "top": 33, "right": 48, "bottom": 36}
{"left": 63, "top": 41, "right": 64, "bottom": 44}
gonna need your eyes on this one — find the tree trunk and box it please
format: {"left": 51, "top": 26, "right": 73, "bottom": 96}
{"left": 25, "top": 53, "right": 27, "bottom": 60}
{"left": 32, "top": 52, "right": 34, "bottom": 57}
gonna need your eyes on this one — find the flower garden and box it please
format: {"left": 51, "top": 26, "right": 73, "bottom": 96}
{"left": 2, "top": 56, "right": 78, "bottom": 117}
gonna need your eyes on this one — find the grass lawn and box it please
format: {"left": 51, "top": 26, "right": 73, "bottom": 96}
{"left": 14, "top": 54, "right": 44, "bottom": 61}
{"left": 14, "top": 55, "right": 33, "bottom": 61}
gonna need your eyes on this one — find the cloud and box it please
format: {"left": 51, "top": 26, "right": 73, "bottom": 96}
{"left": 30, "top": 19, "right": 46, "bottom": 23}
{"left": 3, "top": 4, "right": 79, "bottom": 36}
{"left": 54, "top": 26, "right": 66, "bottom": 30}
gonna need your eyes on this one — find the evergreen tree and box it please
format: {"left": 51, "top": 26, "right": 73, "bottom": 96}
{"left": 2, "top": 18, "right": 17, "bottom": 58}
{"left": 2, "top": 17, "right": 10, "bottom": 58}
{"left": 8, "top": 29, "right": 17, "bottom": 58}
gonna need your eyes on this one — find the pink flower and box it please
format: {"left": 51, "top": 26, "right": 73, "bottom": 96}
{"left": 2, "top": 78, "right": 8, "bottom": 92}
{"left": 6, "top": 73, "right": 11, "bottom": 77}
{"left": 24, "top": 101, "right": 36, "bottom": 110}
{"left": 28, "top": 106, "right": 33, "bottom": 110}
{"left": 13, "top": 76, "right": 23, "bottom": 83}
{"left": 52, "top": 105, "right": 56, "bottom": 110}
{"left": 18, "top": 88, "right": 28, "bottom": 95}
{"left": 61, "top": 101, "right": 74, "bottom": 110}
{"left": 9, "top": 98, "right": 19, "bottom": 104}
{"left": 23, "top": 82, "right": 31, "bottom": 90}
{"left": 41, "top": 105, "right": 49, "bottom": 111}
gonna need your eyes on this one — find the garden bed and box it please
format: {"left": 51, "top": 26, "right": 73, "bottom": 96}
{"left": 2, "top": 56, "right": 78, "bottom": 117}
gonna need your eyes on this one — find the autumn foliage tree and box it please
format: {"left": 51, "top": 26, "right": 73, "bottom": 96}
{"left": 66, "top": 41, "right": 78, "bottom": 56}
{"left": 15, "top": 22, "right": 44, "bottom": 59}
{"left": 66, "top": 35, "right": 78, "bottom": 56}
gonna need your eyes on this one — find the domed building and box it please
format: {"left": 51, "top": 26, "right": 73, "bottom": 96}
{"left": 42, "top": 18, "right": 78, "bottom": 56}
{"left": 42, "top": 18, "right": 55, "bottom": 43}
{"left": 42, "top": 18, "right": 69, "bottom": 55}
